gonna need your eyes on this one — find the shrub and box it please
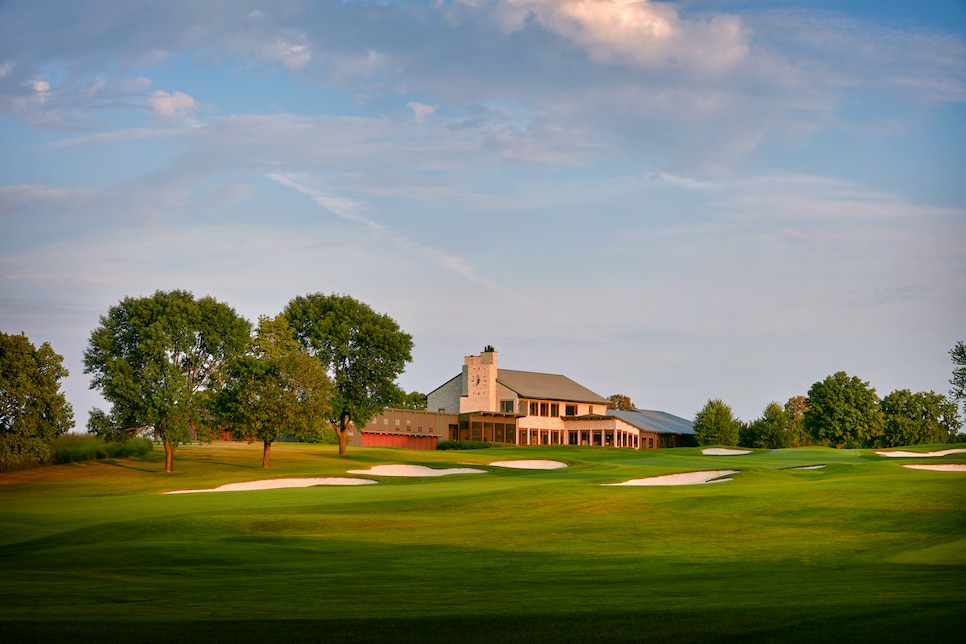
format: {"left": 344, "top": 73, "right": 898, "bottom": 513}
{"left": 299, "top": 428, "right": 340, "bottom": 444}
{"left": 0, "top": 437, "right": 52, "bottom": 472}
{"left": 436, "top": 440, "right": 497, "bottom": 450}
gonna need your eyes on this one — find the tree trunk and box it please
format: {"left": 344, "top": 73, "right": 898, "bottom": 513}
{"left": 262, "top": 441, "right": 272, "bottom": 469}
{"left": 338, "top": 413, "right": 350, "bottom": 456}
{"left": 163, "top": 440, "right": 175, "bottom": 473}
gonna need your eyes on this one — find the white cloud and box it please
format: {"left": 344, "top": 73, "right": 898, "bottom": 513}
{"left": 146, "top": 90, "right": 197, "bottom": 119}
{"left": 27, "top": 77, "right": 50, "bottom": 103}
{"left": 466, "top": 0, "right": 749, "bottom": 71}
{"left": 407, "top": 101, "right": 436, "bottom": 122}
{"left": 273, "top": 40, "right": 311, "bottom": 70}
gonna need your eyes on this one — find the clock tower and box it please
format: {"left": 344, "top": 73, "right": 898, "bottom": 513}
{"left": 459, "top": 345, "right": 498, "bottom": 413}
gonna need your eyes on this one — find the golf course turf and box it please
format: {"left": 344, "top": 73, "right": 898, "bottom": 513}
{"left": 1, "top": 442, "right": 963, "bottom": 642}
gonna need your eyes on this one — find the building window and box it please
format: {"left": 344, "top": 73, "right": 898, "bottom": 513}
{"left": 539, "top": 402, "right": 549, "bottom": 416}
{"left": 565, "top": 404, "right": 577, "bottom": 416}
{"left": 550, "top": 403, "right": 559, "bottom": 417}
{"left": 588, "top": 406, "right": 595, "bottom": 415}
{"left": 501, "top": 400, "right": 514, "bottom": 413}
{"left": 529, "top": 401, "right": 538, "bottom": 416}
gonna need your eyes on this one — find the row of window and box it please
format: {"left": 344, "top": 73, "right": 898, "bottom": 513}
{"left": 501, "top": 400, "right": 590, "bottom": 417}
{"left": 372, "top": 417, "right": 435, "bottom": 432}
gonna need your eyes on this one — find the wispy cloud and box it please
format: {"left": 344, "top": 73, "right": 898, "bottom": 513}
{"left": 267, "top": 172, "right": 519, "bottom": 300}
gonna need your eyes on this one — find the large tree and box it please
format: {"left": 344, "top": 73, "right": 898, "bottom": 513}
{"left": 285, "top": 293, "right": 413, "bottom": 456}
{"left": 950, "top": 340, "right": 966, "bottom": 414}
{"left": 217, "top": 315, "right": 332, "bottom": 468}
{"left": 803, "top": 372, "right": 883, "bottom": 448}
{"left": 693, "top": 399, "right": 740, "bottom": 447}
{"left": 880, "top": 389, "right": 961, "bottom": 447}
{"left": 84, "top": 290, "right": 250, "bottom": 472}
{"left": 0, "top": 331, "right": 74, "bottom": 469}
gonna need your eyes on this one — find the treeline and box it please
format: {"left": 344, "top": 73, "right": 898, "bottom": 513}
{"left": 2, "top": 290, "right": 423, "bottom": 472}
{"left": 694, "top": 351, "right": 966, "bottom": 449}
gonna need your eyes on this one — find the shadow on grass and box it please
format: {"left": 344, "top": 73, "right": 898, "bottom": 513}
{"left": 3, "top": 603, "right": 964, "bottom": 644}
{"left": 99, "top": 459, "right": 159, "bottom": 474}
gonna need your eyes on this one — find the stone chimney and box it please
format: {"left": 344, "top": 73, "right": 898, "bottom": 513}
{"left": 460, "top": 346, "right": 498, "bottom": 413}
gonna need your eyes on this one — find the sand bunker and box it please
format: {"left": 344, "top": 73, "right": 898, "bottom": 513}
{"left": 602, "top": 470, "right": 740, "bottom": 487}
{"left": 902, "top": 464, "right": 966, "bottom": 472}
{"left": 785, "top": 465, "right": 826, "bottom": 471}
{"left": 702, "top": 448, "right": 752, "bottom": 456}
{"left": 876, "top": 448, "right": 966, "bottom": 458}
{"left": 163, "top": 477, "right": 377, "bottom": 494}
{"left": 488, "top": 460, "right": 567, "bottom": 470}
{"left": 346, "top": 464, "right": 486, "bottom": 477}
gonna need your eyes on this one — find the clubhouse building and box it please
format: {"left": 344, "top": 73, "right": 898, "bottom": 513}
{"left": 349, "top": 346, "right": 695, "bottom": 451}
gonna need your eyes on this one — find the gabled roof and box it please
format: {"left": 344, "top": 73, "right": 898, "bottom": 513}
{"left": 606, "top": 409, "right": 695, "bottom": 435}
{"left": 426, "top": 373, "right": 460, "bottom": 398}
{"left": 496, "top": 369, "right": 610, "bottom": 405}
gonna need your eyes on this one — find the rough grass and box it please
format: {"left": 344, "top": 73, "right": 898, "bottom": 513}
{"left": 0, "top": 442, "right": 964, "bottom": 642}
{"left": 49, "top": 435, "right": 154, "bottom": 464}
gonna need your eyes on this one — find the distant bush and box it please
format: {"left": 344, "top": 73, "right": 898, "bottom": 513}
{"left": 436, "top": 440, "right": 497, "bottom": 450}
{"left": 299, "top": 428, "right": 340, "bottom": 445}
{"left": 51, "top": 435, "right": 153, "bottom": 464}
{"left": 0, "top": 437, "right": 51, "bottom": 472}
{"left": 108, "top": 437, "right": 153, "bottom": 458}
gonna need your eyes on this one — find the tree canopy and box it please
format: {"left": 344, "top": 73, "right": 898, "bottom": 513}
{"left": 608, "top": 394, "right": 634, "bottom": 411}
{"left": 216, "top": 315, "right": 332, "bottom": 468}
{"left": 880, "top": 389, "right": 961, "bottom": 447}
{"left": 693, "top": 399, "right": 740, "bottom": 446}
{"left": 84, "top": 290, "right": 250, "bottom": 472}
{"left": 388, "top": 387, "right": 427, "bottom": 410}
{"left": 0, "top": 331, "right": 74, "bottom": 469}
{"left": 741, "top": 401, "right": 792, "bottom": 449}
{"left": 803, "top": 372, "right": 883, "bottom": 448}
{"left": 284, "top": 293, "right": 413, "bottom": 456}
{"left": 950, "top": 340, "right": 966, "bottom": 414}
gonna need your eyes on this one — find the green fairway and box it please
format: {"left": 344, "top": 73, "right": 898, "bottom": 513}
{"left": 1, "top": 442, "right": 964, "bottom": 642}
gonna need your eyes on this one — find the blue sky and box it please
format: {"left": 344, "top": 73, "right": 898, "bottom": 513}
{"left": 2, "top": 0, "right": 964, "bottom": 429}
